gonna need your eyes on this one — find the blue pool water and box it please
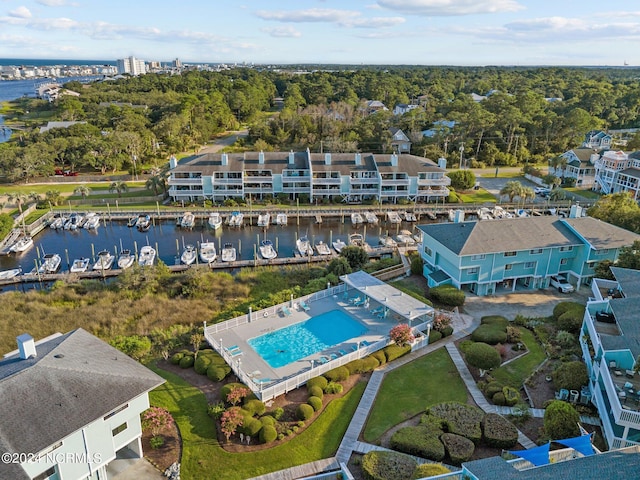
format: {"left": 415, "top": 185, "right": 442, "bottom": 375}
{"left": 248, "top": 309, "right": 367, "bottom": 368}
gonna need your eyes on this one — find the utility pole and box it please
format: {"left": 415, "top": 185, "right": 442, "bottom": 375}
{"left": 459, "top": 143, "right": 465, "bottom": 169}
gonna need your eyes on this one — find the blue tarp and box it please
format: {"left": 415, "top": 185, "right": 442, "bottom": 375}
{"left": 508, "top": 443, "right": 550, "bottom": 466}
{"left": 555, "top": 433, "right": 595, "bottom": 457}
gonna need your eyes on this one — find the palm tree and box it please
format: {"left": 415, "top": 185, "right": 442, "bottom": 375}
{"left": 109, "top": 181, "right": 128, "bottom": 198}
{"left": 145, "top": 174, "right": 167, "bottom": 196}
{"left": 74, "top": 185, "right": 91, "bottom": 200}
{"left": 500, "top": 181, "right": 524, "bottom": 203}
{"left": 45, "top": 190, "right": 63, "bottom": 206}
{"left": 549, "top": 155, "right": 567, "bottom": 178}
{"left": 520, "top": 186, "right": 536, "bottom": 205}
{"left": 7, "top": 192, "right": 30, "bottom": 216}
{"left": 550, "top": 189, "right": 567, "bottom": 202}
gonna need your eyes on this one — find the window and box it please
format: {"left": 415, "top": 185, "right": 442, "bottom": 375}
{"left": 38, "top": 442, "right": 62, "bottom": 460}
{"left": 112, "top": 422, "right": 127, "bottom": 436}
{"left": 471, "top": 254, "right": 485, "bottom": 260}
{"left": 104, "top": 403, "right": 128, "bottom": 421}
{"left": 467, "top": 267, "right": 478, "bottom": 274}
{"left": 560, "top": 246, "right": 573, "bottom": 252}
{"left": 34, "top": 467, "right": 56, "bottom": 480}
{"left": 596, "top": 249, "right": 609, "bottom": 255}
{"left": 505, "top": 264, "right": 513, "bottom": 271}
{"left": 525, "top": 262, "right": 535, "bottom": 269}
{"left": 530, "top": 249, "right": 543, "bottom": 254}
{"left": 424, "top": 246, "right": 432, "bottom": 256}
{"left": 504, "top": 251, "right": 517, "bottom": 257}
{"left": 560, "top": 258, "right": 568, "bottom": 265}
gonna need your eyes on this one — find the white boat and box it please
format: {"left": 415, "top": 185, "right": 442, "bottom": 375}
{"left": 181, "top": 211, "right": 195, "bottom": 229}
{"left": 208, "top": 212, "right": 223, "bottom": 230}
{"left": 396, "top": 230, "right": 416, "bottom": 245}
{"left": 315, "top": 241, "right": 331, "bottom": 256}
{"left": 403, "top": 212, "right": 417, "bottom": 222}
{"left": 39, "top": 253, "right": 62, "bottom": 274}
{"left": 117, "top": 250, "right": 135, "bottom": 270}
{"left": 64, "top": 213, "right": 83, "bottom": 231}
{"left": 199, "top": 241, "right": 217, "bottom": 263}
{"left": 386, "top": 211, "right": 402, "bottom": 224}
{"left": 259, "top": 240, "right": 277, "bottom": 260}
{"left": 257, "top": 213, "right": 271, "bottom": 227}
{"left": 477, "top": 207, "right": 493, "bottom": 220}
{"left": 275, "top": 213, "right": 288, "bottom": 225}
{"left": 49, "top": 214, "right": 66, "bottom": 229}
{"left": 517, "top": 209, "right": 530, "bottom": 218}
{"left": 10, "top": 236, "right": 34, "bottom": 253}
{"left": 127, "top": 216, "right": 138, "bottom": 227}
{"left": 181, "top": 244, "right": 197, "bottom": 265}
{"left": 93, "top": 250, "right": 114, "bottom": 271}
{"left": 138, "top": 246, "right": 156, "bottom": 266}
{"left": 363, "top": 211, "right": 378, "bottom": 224}
{"left": 351, "top": 212, "right": 364, "bottom": 225}
{"left": 136, "top": 215, "right": 151, "bottom": 231}
{"left": 296, "top": 236, "right": 313, "bottom": 256}
{"left": 83, "top": 212, "right": 100, "bottom": 229}
{"left": 332, "top": 238, "right": 347, "bottom": 253}
{"left": 379, "top": 235, "right": 397, "bottom": 248}
{"left": 69, "top": 258, "right": 90, "bottom": 273}
{"left": 349, "top": 233, "right": 366, "bottom": 248}
{"left": 0, "top": 268, "right": 21, "bottom": 280}
{"left": 228, "top": 212, "right": 244, "bottom": 227}
{"left": 221, "top": 243, "right": 237, "bottom": 262}
{"left": 492, "top": 206, "right": 513, "bottom": 219}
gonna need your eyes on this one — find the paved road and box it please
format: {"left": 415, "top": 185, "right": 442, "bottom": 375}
{"left": 198, "top": 129, "right": 249, "bottom": 154}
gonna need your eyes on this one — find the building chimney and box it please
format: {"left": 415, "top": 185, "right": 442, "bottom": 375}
{"left": 169, "top": 155, "right": 177, "bottom": 169}
{"left": 355, "top": 152, "right": 361, "bottom": 166}
{"left": 391, "top": 153, "right": 398, "bottom": 167}
{"left": 325, "top": 153, "right": 331, "bottom": 165}
{"left": 259, "top": 150, "right": 265, "bottom": 164}
{"left": 437, "top": 157, "right": 447, "bottom": 169}
{"left": 289, "top": 150, "right": 295, "bottom": 165}
{"left": 17, "top": 334, "right": 36, "bottom": 359}
{"left": 221, "top": 153, "right": 228, "bottom": 166}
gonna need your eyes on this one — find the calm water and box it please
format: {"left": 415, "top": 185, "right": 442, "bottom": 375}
{"left": 0, "top": 214, "right": 417, "bottom": 273}
{"left": 248, "top": 309, "right": 366, "bottom": 368}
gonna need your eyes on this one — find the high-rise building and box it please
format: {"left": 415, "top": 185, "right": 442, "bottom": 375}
{"left": 116, "top": 56, "right": 147, "bottom": 76}
{"left": 172, "top": 58, "right": 182, "bottom": 69}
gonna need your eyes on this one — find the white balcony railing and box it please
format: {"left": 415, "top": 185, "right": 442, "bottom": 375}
{"left": 418, "top": 177, "right": 451, "bottom": 186}
{"left": 168, "top": 177, "right": 202, "bottom": 185}
{"left": 599, "top": 363, "right": 640, "bottom": 428}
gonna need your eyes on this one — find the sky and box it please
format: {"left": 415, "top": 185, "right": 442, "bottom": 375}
{"left": 1, "top": 0, "right": 640, "bottom": 66}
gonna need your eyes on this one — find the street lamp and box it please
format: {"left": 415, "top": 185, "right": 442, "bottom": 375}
{"left": 459, "top": 145, "right": 464, "bottom": 169}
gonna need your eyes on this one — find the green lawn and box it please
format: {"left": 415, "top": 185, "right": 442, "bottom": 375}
{"left": 391, "top": 279, "right": 432, "bottom": 305}
{"left": 149, "top": 364, "right": 365, "bottom": 479}
{"left": 363, "top": 349, "right": 468, "bottom": 443}
{"left": 458, "top": 189, "right": 497, "bottom": 204}
{"left": 489, "top": 328, "right": 546, "bottom": 388}
{"left": 562, "top": 187, "right": 601, "bottom": 200}
{"left": 0, "top": 182, "right": 147, "bottom": 196}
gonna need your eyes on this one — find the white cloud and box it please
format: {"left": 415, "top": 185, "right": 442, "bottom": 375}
{"left": 8, "top": 6, "right": 32, "bottom": 18}
{"left": 255, "top": 7, "right": 404, "bottom": 28}
{"left": 36, "top": 0, "right": 75, "bottom": 6}
{"left": 262, "top": 26, "right": 302, "bottom": 38}
{"left": 376, "top": 0, "right": 525, "bottom": 16}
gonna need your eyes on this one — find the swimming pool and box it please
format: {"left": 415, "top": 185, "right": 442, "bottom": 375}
{"left": 248, "top": 309, "right": 367, "bottom": 368}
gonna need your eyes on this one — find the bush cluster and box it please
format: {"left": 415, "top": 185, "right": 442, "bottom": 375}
{"left": 428, "top": 330, "right": 443, "bottom": 343}
{"left": 308, "top": 396, "right": 323, "bottom": 411}
{"left": 325, "top": 382, "right": 343, "bottom": 394}
{"left": 194, "top": 350, "right": 225, "bottom": 374}
{"left": 383, "top": 344, "right": 412, "bottom": 362}
{"left": 308, "top": 385, "right": 324, "bottom": 399}
{"left": 482, "top": 413, "right": 518, "bottom": 448}
{"left": 440, "top": 433, "right": 475, "bottom": 464}
{"left": 429, "top": 285, "right": 466, "bottom": 306}
{"left": 471, "top": 324, "right": 508, "bottom": 344}
{"left": 464, "top": 342, "right": 502, "bottom": 373}
{"left": 361, "top": 451, "right": 418, "bottom": 480}
{"left": 427, "top": 402, "right": 484, "bottom": 444}
{"left": 552, "top": 361, "right": 589, "bottom": 392}
{"left": 259, "top": 425, "right": 278, "bottom": 443}
{"left": 324, "top": 366, "right": 350, "bottom": 382}
{"left": 307, "top": 376, "right": 328, "bottom": 392}
{"left": 412, "top": 464, "right": 450, "bottom": 479}
{"left": 296, "top": 403, "right": 314, "bottom": 421}
{"left": 390, "top": 426, "right": 445, "bottom": 461}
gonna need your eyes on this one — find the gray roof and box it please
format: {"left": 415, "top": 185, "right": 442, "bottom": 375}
{"left": 601, "top": 268, "right": 640, "bottom": 357}
{"left": 0, "top": 329, "right": 164, "bottom": 479}
{"left": 564, "top": 147, "right": 597, "bottom": 166}
{"left": 418, "top": 216, "right": 583, "bottom": 256}
{"left": 562, "top": 217, "right": 639, "bottom": 250}
{"left": 309, "top": 153, "right": 377, "bottom": 175}
{"left": 463, "top": 446, "right": 640, "bottom": 479}
{"left": 375, "top": 154, "right": 443, "bottom": 175}
{"left": 173, "top": 151, "right": 308, "bottom": 174}
{"left": 618, "top": 167, "right": 640, "bottom": 180}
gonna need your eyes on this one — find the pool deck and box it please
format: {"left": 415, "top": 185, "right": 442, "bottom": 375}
{"left": 215, "top": 293, "right": 403, "bottom": 385}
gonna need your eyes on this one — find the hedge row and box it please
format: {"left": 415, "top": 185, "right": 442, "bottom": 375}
{"left": 471, "top": 324, "right": 508, "bottom": 345}
{"left": 482, "top": 413, "right": 518, "bottom": 448}
{"left": 427, "top": 402, "right": 484, "bottom": 444}
{"left": 389, "top": 426, "right": 445, "bottom": 461}
{"left": 429, "top": 285, "right": 466, "bottom": 306}
{"left": 440, "top": 433, "right": 475, "bottom": 464}
{"left": 361, "top": 451, "right": 418, "bottom": 480}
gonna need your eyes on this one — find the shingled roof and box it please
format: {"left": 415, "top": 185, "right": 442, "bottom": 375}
{"left": 0, "top": 329, "right": 164, "bottom": 479}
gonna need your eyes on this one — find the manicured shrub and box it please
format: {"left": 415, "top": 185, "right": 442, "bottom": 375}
{"left": 240, "top": 416, "right": 262, "bottom": 437}
{"left": 206, "top": 365, "right": 227, "bottom": 382}
{"left": 553, "top": 301, "right": 583, "bottom": 320}
{"left": 465, "top": 342, "right": 502, "bottom": 375}
{"left": 362, "top": 355, "right": 381, "bottom": 371}
{"left": 412, "top": 463, "right": 450, "bottom": 479}
{"left": 482, "top": 413, "right": 518, "bottom": 448}
{"left": 383, "top": 344, "right": 412, "bottom": 362}
{"left": 308, "top": 386, "right": 324, "bottom": 400}
{"left": 447, "top": 169, "right": 476, "bottom": 190}
{"left": 471, "top": 324, "right": 507, "bottom": 345}
{"left": 362, "top": 451, "right": 418, "bottom": 480}
{"left": 296, "top": 403, "right": 314, "bottom": 421}
{"left": 492, "top": 392, "right": 506, "bottom": 406}
{"left": 440, "top": 433, "right": 475, "bottom": 464}
{"left": 346, "top": 359, "right": 365, "bottom": 375}
{"left": 324, "top": 366, "right": 350, "bottom": 382}
{"left": 429, "top": 285, "right": 466, "bottom": 306}
{"left": 325, "top": 382, "right": 343, "bottom": 395}
{"left": 308, "top": 396, "right": 323, "bottom": 411}
{"left": 259, "top": 425, "right": 278, "bottom": 444}
{"left": 170, "top": 352, "right": 184, "bottom": 365}
{"left": 557, "top": 307, "right": 585, "bottom": 333}
{"left": 502, "top": 386, "right": 520, "bottom": 407}
{"left": 544, "top": 400, "right": 580, "bottom": 440}
{"left": 428, "top": 330, "right": 443, "bottom": 343}
{"left": 481, "top": 315, "right": 509, "bottom": 327}
{"left": 552, "top": 361, "right": 589, "bottom": 392}
{"left": 390, "top": 426, "right": 445, "bottom": 461}
{"left": 307, "top": 376, "right": 328, "bottom": 392}
{"left": 427, "top": 402, "right": 484, "bottom": 444}
{"left": 179, "top": 355, "right": 195, "bottom": 369}
{"left": 372, "top": 350, "right": 387, "bottom": 365}
{"left": 220, "top": 383, "right": 248, "bottom": 401}
{"left": 440, "top": 326, "right": 454, "bottom": 337}
{"left": 260, "top": 416, "right": 275, "bottom": 427}
{"left": 194, "top": 353, "right": 213, "bottom": 374}
{"left": 243, "top": 399, "right": 266, "bottom": 416}
{"left": 271, "top": 407, "right": 284, "bottom": 420}
{"left": 483, "top": 381, "right": 504, "bottom": 399}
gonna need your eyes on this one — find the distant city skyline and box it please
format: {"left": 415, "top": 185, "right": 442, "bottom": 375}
{"left": 1, "top": 0, "right": 640, "bottom": 66}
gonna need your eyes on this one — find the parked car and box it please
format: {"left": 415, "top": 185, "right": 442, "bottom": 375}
{"left": 550, "top": 275, "right": 575, "bottom": 293}
{"left": 534, "top": 187, "right": 551, "bottom": 195}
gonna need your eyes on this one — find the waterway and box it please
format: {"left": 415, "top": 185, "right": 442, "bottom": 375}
{"left": 0, "top": 214, "right": 421, "bottom": 274}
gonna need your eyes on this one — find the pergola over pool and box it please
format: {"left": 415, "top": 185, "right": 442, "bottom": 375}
{"left": 339, "top": 270, "right": 434, "bottom": 325}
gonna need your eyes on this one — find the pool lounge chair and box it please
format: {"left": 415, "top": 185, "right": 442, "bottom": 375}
{"left": 319, "top": 356, "right": 330, "bottom": 364}
{"left": 281, "top": 305, "right": 292, "bottom": 316}
{"left": 339, "top": 349, "right": 348, "bottom": 356}
{"left": 349, "top": 296, "right": 361, "bottom": 305}
{"left": 224, "top": 345, "right": 239, "bottom": 352}
{"left": 329, "top": 353, "right": 338, "bottom": 360}
{"left": 300, "top": 300, "right": 310, "bottom": 311}
{"left": 230, "top": 349, "right": 243, "bottom": 357}
{"left": 370, "top": 306, "right": 384, "bottom": 315}
{"left": 354, "top": 297, "right": 367, "bottom": 307}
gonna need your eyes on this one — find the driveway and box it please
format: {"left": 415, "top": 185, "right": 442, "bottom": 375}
{"left": 474, "top": 170, "right": 547, "bottom": 205}
{"left": 462, "top": 288, "right": 591, "bottom": 320}
{"left": 198, "top": 129, "right": 249, "bottom": 154}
